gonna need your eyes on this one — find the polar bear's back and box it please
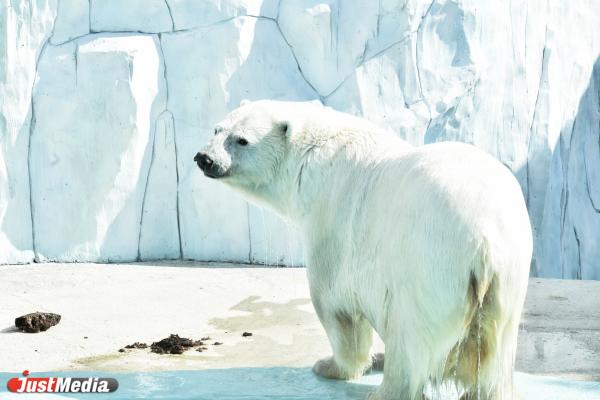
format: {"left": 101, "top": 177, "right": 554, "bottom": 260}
{"left": 397, "top": 141, "right": 528, "bottom": 229}
{"left": 347, "top": 140, "right": 531, "bottom": 290}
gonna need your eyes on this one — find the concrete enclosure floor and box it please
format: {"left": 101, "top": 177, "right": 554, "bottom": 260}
{"left": 0, "top": 262, "right": 599, "bottom": 382}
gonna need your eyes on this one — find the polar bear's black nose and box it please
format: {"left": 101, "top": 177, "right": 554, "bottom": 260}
{"left": 194, "top": 152, "right": 213, "bottom": 171}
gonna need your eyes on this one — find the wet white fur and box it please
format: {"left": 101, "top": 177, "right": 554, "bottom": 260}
{"left": 201, "top": 100, "right": 532, "bottom": 400}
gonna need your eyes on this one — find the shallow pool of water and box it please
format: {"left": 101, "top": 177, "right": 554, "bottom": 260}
{"left": 1, "top": 368, "right": 599, "bottom": 399}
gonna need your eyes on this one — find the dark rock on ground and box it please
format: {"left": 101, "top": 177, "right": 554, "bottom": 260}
{"left": 242, "top": 332, "right": 253, "bottom": 337}
{"left": 15, "top": 312, "right": 61, "bottom": 333}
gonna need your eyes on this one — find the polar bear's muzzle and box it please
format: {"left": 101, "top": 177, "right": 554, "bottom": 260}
{"left": 194, "top": 152, "right": 228, "bottom": 179}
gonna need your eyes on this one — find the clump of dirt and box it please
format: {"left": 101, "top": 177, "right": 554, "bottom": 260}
{"left": 125, "top": 342, "right": 148, "bottom": 349}
{"left": 121, "top": 334, "right": 224, "bottom": 355}
{"left": 15, "top": 312, "right": 61, "bottom": 333}
{"left": 150, "top": 334, "right": 195, "bottom": 355}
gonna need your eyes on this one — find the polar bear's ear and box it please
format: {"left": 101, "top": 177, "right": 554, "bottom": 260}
{"left": 240, "top": 99, "right": 251, "bottom": 107}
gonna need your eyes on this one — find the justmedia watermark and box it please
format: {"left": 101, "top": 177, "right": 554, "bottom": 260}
{"left": 6, "top": 370, "right": 118, "bottom": 393}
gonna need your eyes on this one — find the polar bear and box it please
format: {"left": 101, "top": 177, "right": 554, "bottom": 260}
{"left": 195, "top": 100, "right": 532, "bottom": 400}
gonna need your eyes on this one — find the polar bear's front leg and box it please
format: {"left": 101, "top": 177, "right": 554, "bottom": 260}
{"left": 310, "top": 293, "right": 374, "bottom": 380}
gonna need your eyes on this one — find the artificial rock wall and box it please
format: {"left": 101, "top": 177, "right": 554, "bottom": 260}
{"left": 1, "top": 0, "right": 599, "bottom": 279}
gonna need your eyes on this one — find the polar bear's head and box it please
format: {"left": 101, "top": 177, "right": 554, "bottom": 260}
{"left": 195, "top": 99, "right": 405, "bottom": 218}
{"left": 194, "top": 100, "right": 298, "bottom": 193}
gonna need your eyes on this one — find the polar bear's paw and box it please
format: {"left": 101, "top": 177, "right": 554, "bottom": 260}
{"left": 312, "top": 356, "right": 351, "bottom": 380}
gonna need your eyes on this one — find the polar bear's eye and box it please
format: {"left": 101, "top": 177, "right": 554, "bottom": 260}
{"left": 237, "top": 138, "right": 249, "bottom": 146}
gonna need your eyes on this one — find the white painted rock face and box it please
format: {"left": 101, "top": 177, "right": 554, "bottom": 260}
{"left": 325, "top": 37, "right": 430, "bottom": 145}
{"left": 161, "top": 16, "right": 314, "bottom": 263}
{"left": 138, "top": 111, "right": 181, "bottom": 261}
{"left": 1, "top": 0, "right": 599, "bottom": 278}
{"left": 0, "top": 0, "right": 57, "bottom": 264}
{"left": 278, "top": 1, "right": 398, "bottom": 96}
{"left": 30, "top": 34, "right": 165, "bottom": 262}
{"left": 90, "top": 0, "right": 173, "bottom": 33}
{"left": 50, "top": 0, "right": 88, "bottom": 45}
{"left": 166, "top": 0, "right": 279, "bottom": 30}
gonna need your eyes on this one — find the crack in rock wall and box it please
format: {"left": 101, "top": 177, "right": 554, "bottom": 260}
{"left": 0, "top": 0, "right": 599, "bottom": 278}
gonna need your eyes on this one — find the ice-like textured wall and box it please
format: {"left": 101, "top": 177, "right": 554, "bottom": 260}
{"left": 1, "top": 0, "right": 599, "bottom": 278}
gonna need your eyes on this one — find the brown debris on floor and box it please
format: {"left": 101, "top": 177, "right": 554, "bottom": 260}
{"left": 121, "top": 334, "right": 225, "bottom": 355}
{"left": 125, "top": 342, "right": 148, "bottom": 349}
{"left": 150, "top": 334, "right": 195, "bottom": 355}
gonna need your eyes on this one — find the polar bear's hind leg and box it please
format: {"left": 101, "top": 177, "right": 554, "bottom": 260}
{"left": 447, "top": 273, "right": 519, "bottom": 400}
